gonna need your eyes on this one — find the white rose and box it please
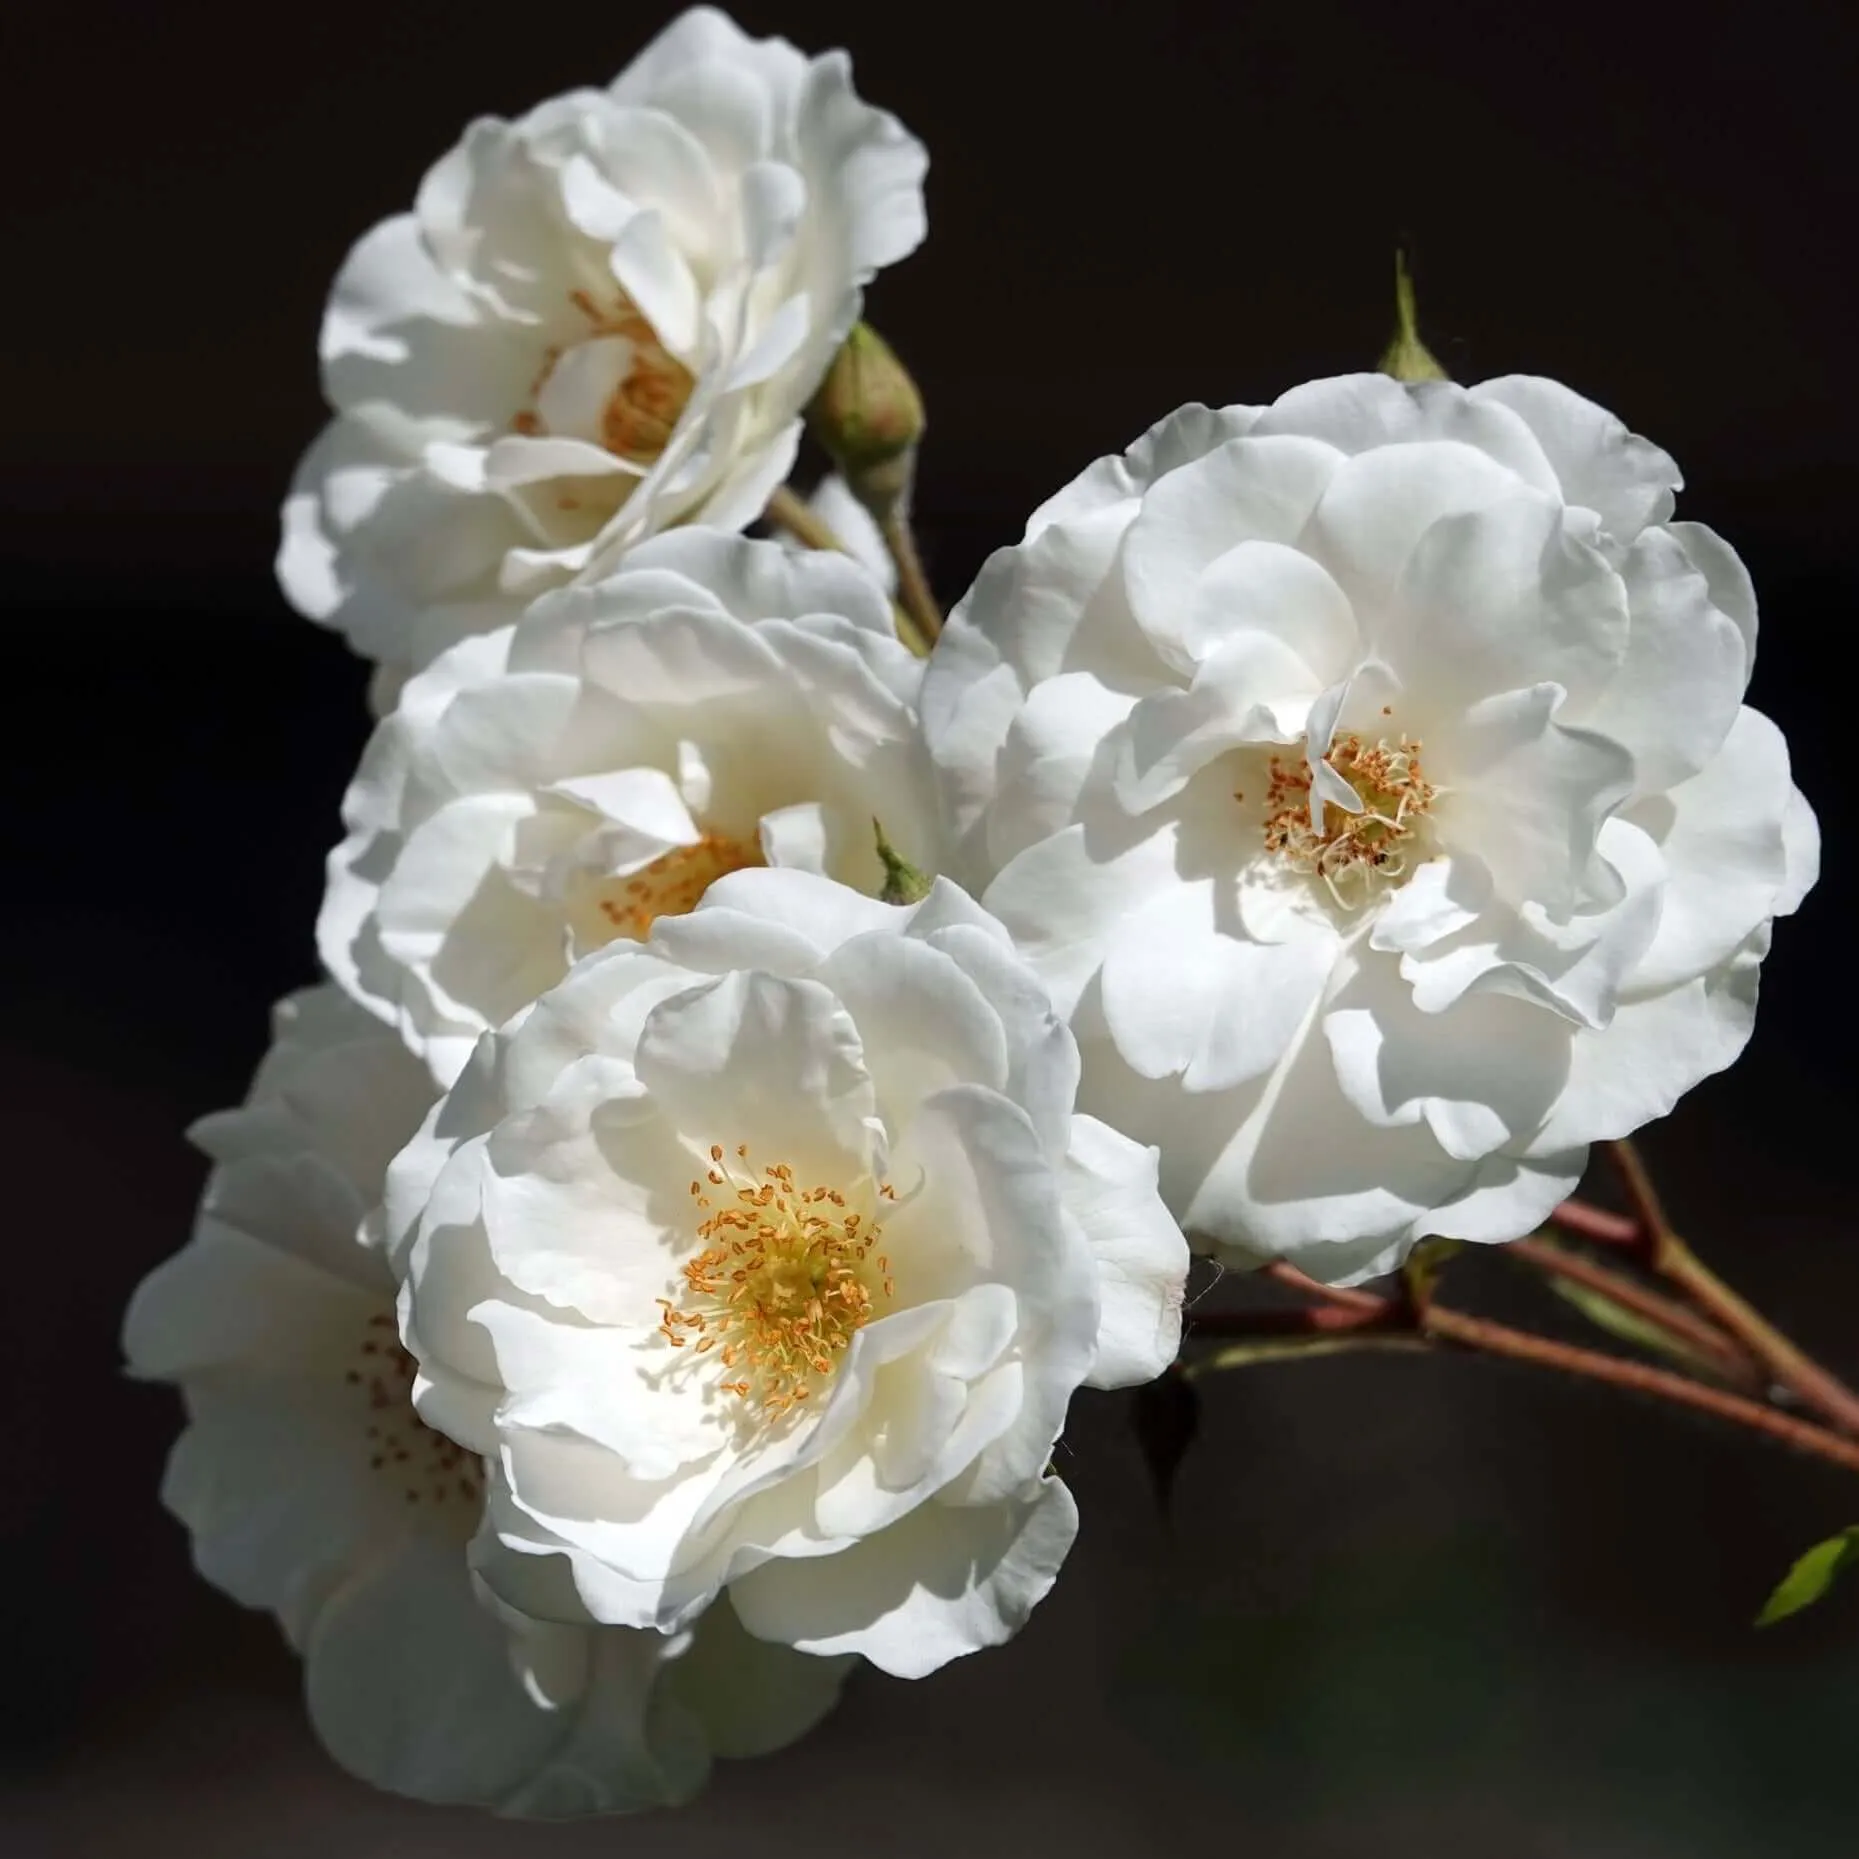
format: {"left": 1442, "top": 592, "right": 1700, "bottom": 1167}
{"left": 279, "top": 5, "right": 927, "bottom": 684}
{"left": 386, "top": 869, "right": 1188, "bottom": 1679}
{"left": 922, "top": 374, "right": 1819, "bottom": 1283}
{"left": 319, "top": 528, "right": 934, "bottom": 1087}
{"left": 123, "top": 985, "right": 845, "bottom": 1815}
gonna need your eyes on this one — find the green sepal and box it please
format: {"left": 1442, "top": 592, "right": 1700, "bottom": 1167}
{"left": 873, "top": 819, "right": 931, "bottom": 905}
{"left": 1379, "top": 249, "right": 1449, "bottom": 384}
{"left": 1403, "top": 1236, "right": 1462, "bottom": 1314}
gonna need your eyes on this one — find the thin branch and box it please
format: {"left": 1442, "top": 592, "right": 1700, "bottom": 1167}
{"left": 1187, "top": 1295, "right": 1859, "bottom": 1475}
{"left": 1546, "top": 1198, "right": 1641, "bottom": 1248}
{"left": 763, "top": 483, "right": 842, "bottom": 552}
{"left": 1260, "top": 1259, "right": 1393, "bottom": 1316}
{"left": 1659, "top": 1240, "right": 1859, "bottom": 1437}
{"left": 1608, "top": 1138, "right": 1859, "bottom": 1437}
{"left": 1191, "top": 1301, "right": 1396, "bottom": 1339}
{"left": 1423, "top": 1303, "right": 1859, "bottom": 1477}
{"left": 878, "top": 509, "right": 944, "bottom": 647}
{"left": 1507, "top": 1236, "right": 1764, "bottom": 1392}
{"left": 1191, "top": 1333, "right": 1431, "bottom": 1374}
{"left": 1607, "top": 1138, "right": 1679, "bottom": 1253}
{"left": 1188, "top": 1145, "right": 1859, "bottom": 1479}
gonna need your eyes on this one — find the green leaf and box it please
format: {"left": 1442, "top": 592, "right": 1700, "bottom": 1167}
{"left": 1542, "top": 1276, "right": 1730, "bottom": 1382}
{"left": 872, "top": 819, "right": 931, "bottom": 904}
{"left": 1755, "top": 1528, "right": 1859, "bottom": 1627}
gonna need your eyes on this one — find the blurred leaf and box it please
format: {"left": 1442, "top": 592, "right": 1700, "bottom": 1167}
{"left": 1131, "top": 1364, "right": 1200, "bottom": 1517}
{"left": 1755, "top": 1528, "right": 1859, "bottom": 1627}
{"left": 1544, "top": 1276, "right": 1730, "bottom": 1381}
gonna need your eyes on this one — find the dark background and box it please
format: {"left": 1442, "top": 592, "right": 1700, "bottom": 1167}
{"left": 6, "top": 0, "right": 1859, "bottom": 1852}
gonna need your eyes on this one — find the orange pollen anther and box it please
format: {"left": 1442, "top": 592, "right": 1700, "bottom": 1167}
{"left": 511, "top": 289, "right": 695, "bottom": 463}
{"left": 1261, "top": 732, "right": 1436, "bottom": 902}
{"left": 657, "top": 1144, "right": 894, "bottom": 1421}
{"left": 347, "top": 1311, "right": 483, "bottom": 1509}
{"left": 581, "top": 835, "right": 764, "bottom": 947}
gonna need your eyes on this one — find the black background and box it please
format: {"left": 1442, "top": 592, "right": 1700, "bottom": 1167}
{"left": 5, "top": 1, "right": 1859, "bottom": 1853}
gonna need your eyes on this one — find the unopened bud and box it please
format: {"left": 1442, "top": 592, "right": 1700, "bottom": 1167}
{"left": 873, "top": 819, "right": 931, "bottom": 905}
{"left": 808, "top": 323, "right": 925, "bottom": 520}
{"left": 1379, "top": 250, "right": 1449, "bottom": 384}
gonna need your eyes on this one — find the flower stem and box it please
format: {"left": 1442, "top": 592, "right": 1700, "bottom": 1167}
{"left": 879, "top": 509, "right": 944, "bottom": 647}
{"left": 1506, "top": 1235, "right": 1763, "bottom": 1391}
{"left": 763, "top": 483, "right": 841, "bottom": 553}
{"left": 1260, "top": 1259, "right": 1392, "bottom": 1315}
{"left": 1193, "top": 1299, "right": 1398, "bottom": 1339}
{"left": 1607, "top": 1139, "right": 1859, "bottom": 1437}
{"left": 1191, "top": 1332, "right": 1431, "bottom": 1373}
{"left": 1546, "top": 1198, "right": 1640, "bottom": 1247}
{"left": 1193, "top": 1293, "right": 1859, "bottom": 1474}
{"left": 1421, "top": 1303, "right": 1859, "bottom": 1477}
{"left": 1202, "top": 1146, "right": 1859, "bottom": 1475}
{"left": 762, "top": 486, "right": 933, "bottom": 658}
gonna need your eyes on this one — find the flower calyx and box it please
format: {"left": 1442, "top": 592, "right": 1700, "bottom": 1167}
{"left": 1378, "top": 249, "right": 1450, "bottom": 384}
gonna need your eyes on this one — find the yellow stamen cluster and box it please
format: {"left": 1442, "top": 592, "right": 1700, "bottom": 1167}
{"left": 659, "top": 1143, "right": 896, "bottom": 1420}
{"left": 512, "top": 287, "right": 696, "bottom": 469}
{"left": 579, "top": 835, "right": 764, "bottom": 947}
{"left": 1261, "top": 730, "right": 1436, "bottom": 903}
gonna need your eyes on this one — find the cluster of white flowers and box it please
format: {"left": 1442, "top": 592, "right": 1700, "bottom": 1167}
{"left": 125, "top": 2, "right": 1816, "bottom": 1822}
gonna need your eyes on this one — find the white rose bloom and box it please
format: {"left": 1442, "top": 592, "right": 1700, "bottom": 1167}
{"left": 319, "top": 529, "right": 933, "bottom": 1087}
{"left": 279, "top": 5, "right": 927, "bottom": 683}
{"left": 385, "top": 869, "right": 1188, "bottom": 1679}
{"left": 123, "top": 986, "right": 846, "bottom": 1815}
{"left": 922, "top": 374, "right": 1819, "bottom": 1283}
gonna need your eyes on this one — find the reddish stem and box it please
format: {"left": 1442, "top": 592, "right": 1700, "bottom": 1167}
{"left": 1423, "top": 1304, "right": 1859, "bottom": 1477}
{"left": 1260, "top": 1259, "right": 1392, "bottom": 1315}
{"left": 1507, "top": 1236, "right": 1764, "bottom": 1392}
{"left": 1546, "top": 1199, "right": 1641, "bottom": 1247}
{"left": 1192, "top": 1301, "right": 1396, "bottom": 1339}
{"left": 1608, "top": 1139, "right": 1859, "bottom": 1438}
{"left": 1211, "top": 1147, "right": 1859, "bottom": 1475}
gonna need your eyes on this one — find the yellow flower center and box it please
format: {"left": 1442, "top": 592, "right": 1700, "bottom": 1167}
{"left": 659, "top": 1144, "right": 896, "bottom": 1420}
{"left": 512, "top": 288, "right": 696, "bottom": 464}
{"left": 573, "top": 834, "right": 764, "bottom": 949}
{"left": 1260, "top": 730, "right": 1436, "bottom": 903}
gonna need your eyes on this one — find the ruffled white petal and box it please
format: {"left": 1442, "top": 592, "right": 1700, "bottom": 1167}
{"left": 1469, "top": 375, "right": 1681, "bottom": 540}
{"left": 1061, "top": 1116, "right": 1188, "bottom": 1387}
{"left": 728, "top": 1478, "right": 1078, "bottom": 1678}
